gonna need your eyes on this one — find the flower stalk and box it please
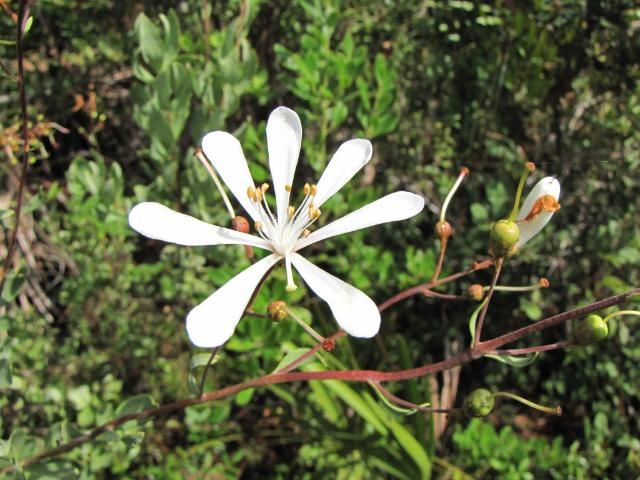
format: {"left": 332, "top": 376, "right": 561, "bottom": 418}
{"left": 494, "top": 391, "right": 562, "bottom": 415}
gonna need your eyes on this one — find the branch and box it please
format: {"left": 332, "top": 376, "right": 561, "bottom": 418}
{"left": 378, "top": 258, "right": 494, "bottom": 312}
{"left": 3, "top": 286, "right": 637, "bottom": 473}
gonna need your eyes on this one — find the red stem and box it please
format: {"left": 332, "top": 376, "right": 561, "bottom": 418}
{"left": 2, "top": 286, "right": 637, "bottom": 473}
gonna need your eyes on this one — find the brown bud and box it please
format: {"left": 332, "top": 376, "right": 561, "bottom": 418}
{"left": 231, "top": 215, "right": 250, "bottom": 234}
{"left": 322, "top": 337, "right": 336, "bottom": 352}
{"left": 467, "top": 284, "right": 485, "bottom": 302}
{"left": 435, "top": 220, "right": 453, "bottom": 240}
{"left": 267, "top": 301, "right": 288, "bottom": 322}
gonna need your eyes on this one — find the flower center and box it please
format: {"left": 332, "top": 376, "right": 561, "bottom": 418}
{"left": 247, "top": 182, "right": 322, "bottom": 291}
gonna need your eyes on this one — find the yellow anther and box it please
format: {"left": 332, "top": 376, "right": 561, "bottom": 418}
{"left": 302, "top": 229, "right": 311, "bottom": 237}
{"left": 310, "top": 184, "right": 317, "bottom": 196}
{"left": 261, "top": 183, "right": 270, "bottom": 194}
{"left": 308, "top": 202, "right": 315, "bottom": 210}
{"left": 308, "top": 208, "right": 321, "bottom": 220}
{"left": 284, "top": 184, "right": 292, "bottom": 192}
{"left": 288, "top": 205, "right": 295, "bottom": 218}
{"left": 303, "top": 183, "right": 311, "bottom": 196}
{"left": 256, "top": 188, "right": 263, "bottom": 202}
{"left": 254, "top": 221, "right": 263, "bottom": 231}
{"left": 247, "top": 186, "right": 257, "bottom": 202}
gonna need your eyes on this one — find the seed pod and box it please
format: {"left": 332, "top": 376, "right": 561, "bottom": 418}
{"left": 463, "top": 388, "right": 495, "bottom": 418}
{"left": 573, "top": 314, "right": 608, "bottom": 345}
{"left": 467, "top": 284, "right": 485, "bottom": 302}
{"left": 435, "top": 220, "right": 453, "bottom": 240}
{"left": 489, "top": 219, "right": 520, "bottom": 258}
{"left": 267, "top": 301, "right": 288, "bottom": 322}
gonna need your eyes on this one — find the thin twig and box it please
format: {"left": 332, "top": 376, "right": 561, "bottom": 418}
{"left": 488, "top": 340, "right": 573, "bottom": 356}
{"left": 198, "top": 347, "right": 219, "bottom": 396}
{"left": 1, "top": 0, "right": 30, "bottom": 293}
{"left": 372, "top": 381, "right": 456, "bottom": 414}
{"left": 378, "top": 258, "right": 494, "bottom": 312}
{"left": 275, "top": 331, "right": 346, "bottom": 373}
{"left": 431, "top": 238, "right": 448, "bottom": 282}
{"left": 473, "top": 257, "right": 503, "bottom": 346}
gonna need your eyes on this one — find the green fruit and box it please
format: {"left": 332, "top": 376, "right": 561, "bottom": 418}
{"left": 489, "top": 219, "right": 520, "bottom": 257}
{"left": 463, "top": 388, "right": 495, "bottom": 418}
{"left": 574, "top": 314, "right": 608, "bottom": 345}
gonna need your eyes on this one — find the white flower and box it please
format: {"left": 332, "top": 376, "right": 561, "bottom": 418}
{"left": 516, "top": 176, "right": 561, "bottom": 249}
{"left": 129, "top": 107, "right": 424, "bottom": 348}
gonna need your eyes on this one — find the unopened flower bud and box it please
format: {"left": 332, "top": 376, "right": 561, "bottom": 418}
{"left": 267, "top": 301, "right": 288, "bottom": 322}
{"left": 322, "top": 337, "right": 336, "bottom": 352}
{"left": 573, "top": 314, "right": 608, "bottom": 345}
{"left": 467, "top": 284, "right": 485, "bottom": 302}
{"left": 489, "top": 219, "right": 520, "bottom": 258}
{"left": 231, "top": 215, "right": 250, "bottom": 234}
{"left": 463, "top": 388, "right": 495, "bottom": 418}
{"left": 435, "top": 220, "right": 453, "bottom": 240}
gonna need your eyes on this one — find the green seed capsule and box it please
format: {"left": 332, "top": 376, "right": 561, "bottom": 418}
{"left": 463, "top": 388, "right": 496, "bottom": 418}
{"left": 573, "top": 314, "right": 608, "bottom": 345}
{"left": 489, "top": 219, "right": 520, "bottom": 258}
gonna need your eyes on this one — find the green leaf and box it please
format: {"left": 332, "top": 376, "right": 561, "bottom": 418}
{"left": 135, "top": 13, "right": 164, "bottom": 71}
{"left": 115, "top": 394, "right": 156, "bottom": 417}
{"left": 1, "top": 270, "right": 25, "bottom": 304}
{"left": 470, "top": 202, "right": 489, "bottom": 223}
{"left": 235, "top": 388, "right": 255, "bottom": 406}
{"left": 23, "top": 16, "right": 34, "bottom": 35}
{"left": 485, "top": 352, "right": 539, "bottom": 367}
{"left": 9, "top": 429, "right": 37, "bottom": 462}
{"left": 26, "top": 459, "right": 79, "bottom": 480}
{"left": 318, "top": 379, "right": 388, "bottom": 435}
{"left": 273, "top": 348, "right": 313, "bottom": 372}
{"left": 0, "top": 359, "right": 12, "bottom": 388}
{"left": 387, "top": 418, "right": 432, "bottom": 478}
{"left": 189, "top": 352, "right": 219, "bottom": 372}
{"left": 468, "top": 298, "right": 489, "bottom": 346}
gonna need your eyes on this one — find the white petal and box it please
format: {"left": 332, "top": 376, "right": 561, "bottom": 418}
{"left": 516, "top": 177, "right": 561, "bottom": 248}
{"left": 294, "top": 192, "right": 424, "bottom": 250}
{"left": 267, "top": 107, "right": 302, "bottom": 223}
{"left": 202, "top": 131, "right": 258, "bottom": 221}
{"left": 290, "top": 253, "right": 380, "bottom": 338}
{"left": 129, "top": 202, "right": 271, "bottom": 250}
{"left": 186, "top": 254, "right": 281, "bottom": 347}
{"left": 313, "top": 139, "right": 373, "bottom": 208}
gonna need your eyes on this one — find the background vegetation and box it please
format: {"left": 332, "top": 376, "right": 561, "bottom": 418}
{"left": 1, "top": 0, "right": 639, "bottom": 478}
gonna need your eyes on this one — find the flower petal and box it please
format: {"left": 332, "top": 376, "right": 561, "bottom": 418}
{"left": 313, "top": 139, "right": 373, "bottom": 208}
{"left": 129, "top": 202, "right": 271, "bottom": 250}
{"left": 290, "top": 253, "right": 380, "bottom": 338}
{"left": 294, "top": 192, "right": 424, "bottom": 250}
{"left": 267, "top": 107, "right": 302, "bottom": 223}
{"left": 516, "top": 177, "right": 561, "bottom": 248}
{"left": 186, "top": 254, "right": 280, "bottom": 347}
{"left": 202, "top": 131, "right": 258, "bottom": 221}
